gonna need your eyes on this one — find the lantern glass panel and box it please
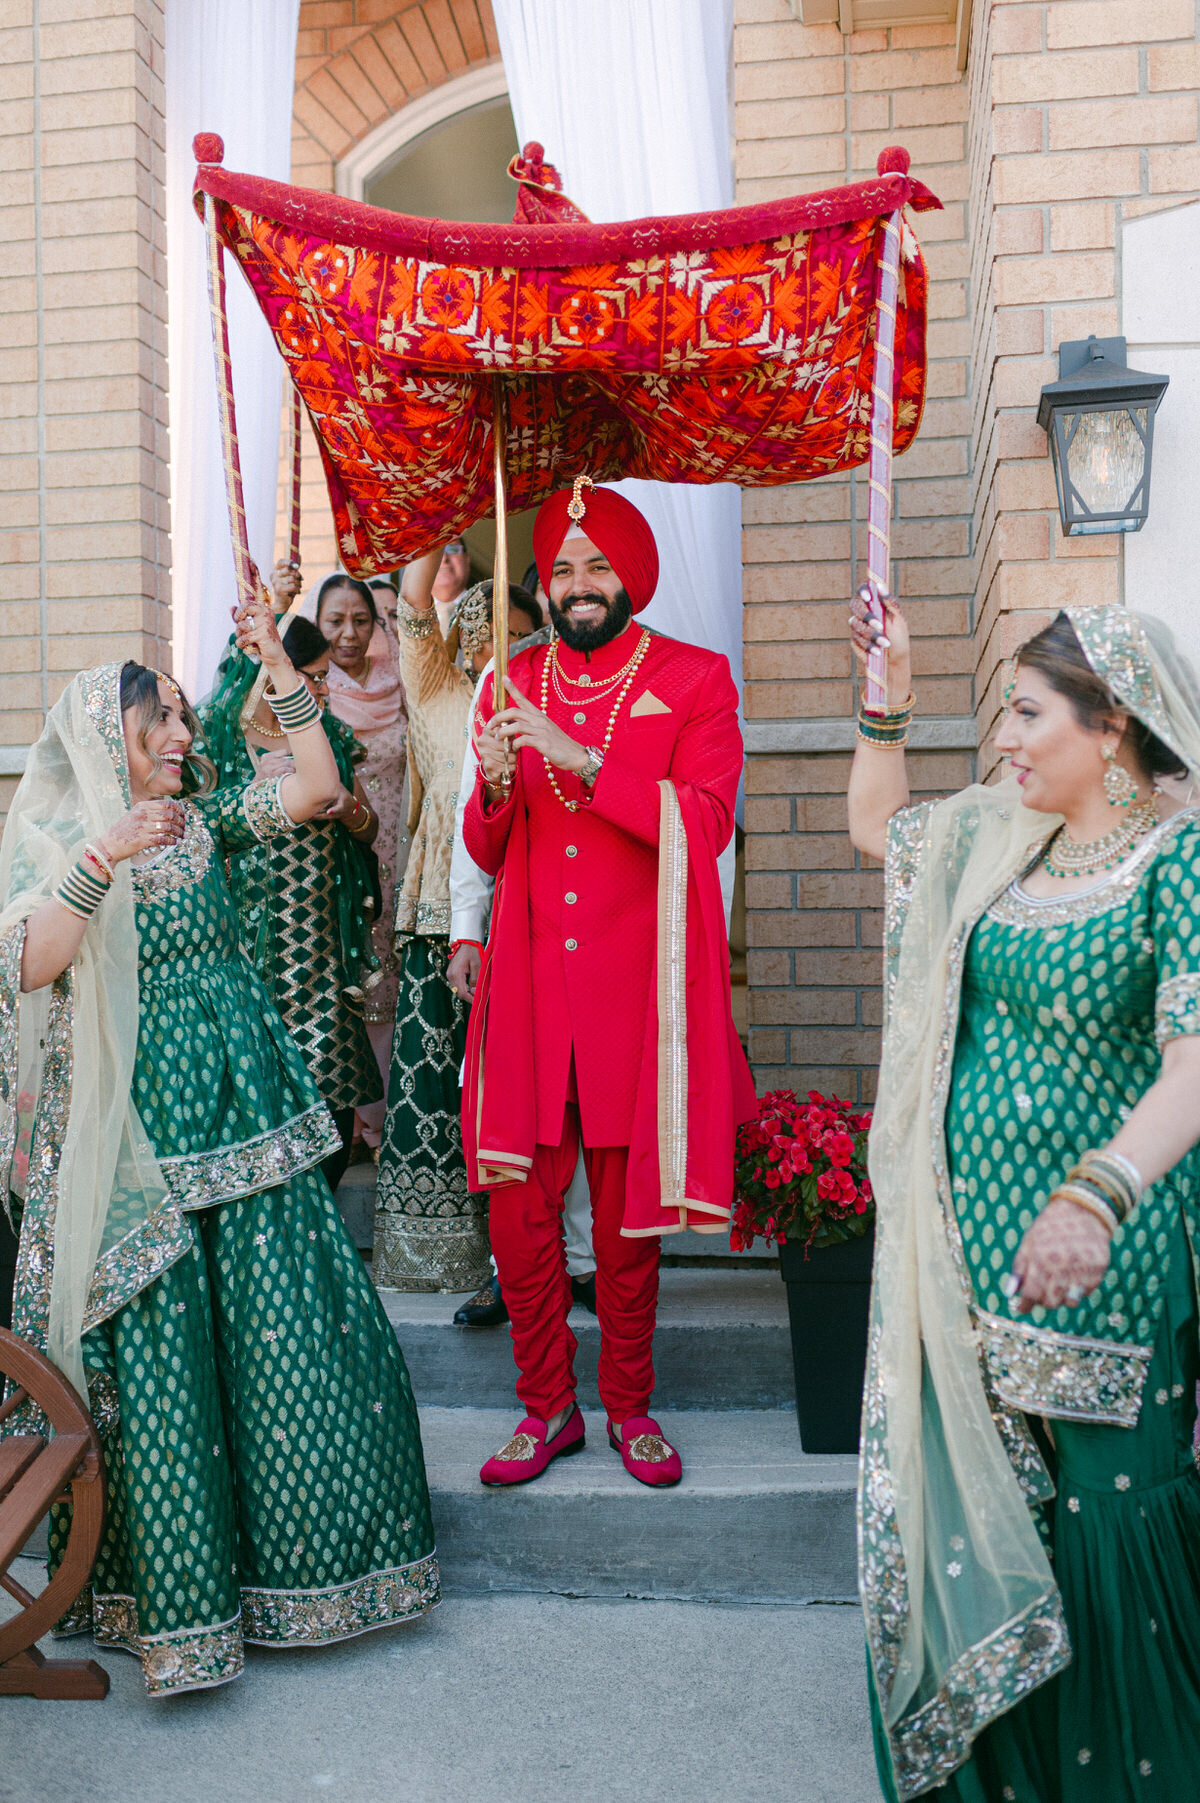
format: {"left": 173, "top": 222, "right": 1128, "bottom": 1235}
{"left": 1064, "top": 406, "right": 1146, "bottom": 516}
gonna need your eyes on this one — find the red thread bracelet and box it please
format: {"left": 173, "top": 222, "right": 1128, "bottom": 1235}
{"left": 449, "top": 939, "right": 482, "bottom": 960}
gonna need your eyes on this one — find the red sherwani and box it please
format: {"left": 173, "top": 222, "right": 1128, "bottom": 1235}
{"left": 462, "top": 620, "right": 755, "bottom": 1423}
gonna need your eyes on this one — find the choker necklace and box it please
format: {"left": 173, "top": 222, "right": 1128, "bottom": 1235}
{"left": 1043, "top": 798, "right": 1158, "bottom": 878}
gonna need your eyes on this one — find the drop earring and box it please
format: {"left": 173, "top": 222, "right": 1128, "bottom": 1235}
{"left": 1102, "top": 743, "right": 1138, "bottom": 808}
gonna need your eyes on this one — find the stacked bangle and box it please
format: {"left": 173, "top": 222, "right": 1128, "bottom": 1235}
{"left": 1051, "top": 1180, "right": 1120, "bottom": 1238}
{"left": 267, "top": 682, "right": 322, "bottom": 732}
{"left": 54, "top": 857, "right": 111, "bottom": 921}
{"left": 1064, "top": 1148, "right": 1142, "bottom": 1225}
{"left": 83, "top": 840, "right": 115, "bottom": 882}
{"left": 857, "top": 689, "right": 915, "bottom": 749}
{"left": 347, "top": 798, "right": 372, "bottom": 836}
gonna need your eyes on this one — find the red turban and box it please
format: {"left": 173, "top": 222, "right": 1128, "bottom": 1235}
{"left": 532, "top": 484, "right": 659, "bottom": 613}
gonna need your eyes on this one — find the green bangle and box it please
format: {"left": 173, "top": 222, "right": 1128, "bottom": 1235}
{"left": 857, "top": 714, "right": 910, "bottom": 747}
{"left": 54, "top": 859, "right": 110, "bottom": 920}
{"left": 267, "top": 682, "right": 321, "bottom": 731}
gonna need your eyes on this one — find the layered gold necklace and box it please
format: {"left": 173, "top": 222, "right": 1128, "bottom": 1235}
{"left": 538, "top": 630, "right": 652, "bottom": 812}
{"left": 1042, "top": 797, "right": 1158, "bottom": 878}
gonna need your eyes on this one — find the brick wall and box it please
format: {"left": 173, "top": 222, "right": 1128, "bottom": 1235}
{"left": 735, "top": 0, "right": 976, "bottom": 1103}
{"left": 969, "top": 0, "right": 1200, "bottom": 765}
{"left": 0, "top": 0, "right": 170, "bottom": 815}
{"left": 285, "top": 0, "right": 500, "bottom": 577}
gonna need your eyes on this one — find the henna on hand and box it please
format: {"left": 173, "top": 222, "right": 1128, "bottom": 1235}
{"left": 1010, "top": 1196, "right": 1112, "bottom": 1314}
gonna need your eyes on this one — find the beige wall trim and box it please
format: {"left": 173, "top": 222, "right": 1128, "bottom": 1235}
{"left": 796, "top": 0, "right": 971, "bottom": 62}
{"left": 0, "top": 751, "right": 30, "bottom": 778}
{"left": 334, "top": 59, "right": 508, "bottom": 201}
{"left": 744, "top": 717, "right": 978, "bottom": 755}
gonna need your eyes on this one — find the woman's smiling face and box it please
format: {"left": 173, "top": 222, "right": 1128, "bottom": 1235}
{"left": 993, "top": 663, "right": 1128, "bottom": 815}
{"left": 124, "top": 679, "right": 193, "bottom": 802}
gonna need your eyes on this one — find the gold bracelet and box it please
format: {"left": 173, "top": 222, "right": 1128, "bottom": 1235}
{"left": 1050, "top": 1182, "right": 1118, "bottom": 1238}
{"left": 860, "top": 689, "right": 915, "bottom": 722}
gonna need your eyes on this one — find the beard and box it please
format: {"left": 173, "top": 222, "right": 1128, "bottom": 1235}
{"left": 549, "top": 586, "right": 634, "bottom": 652}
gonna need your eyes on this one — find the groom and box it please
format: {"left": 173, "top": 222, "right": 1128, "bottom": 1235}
{"left": 461, "top": 479, "right": 754, "bottom": 1489}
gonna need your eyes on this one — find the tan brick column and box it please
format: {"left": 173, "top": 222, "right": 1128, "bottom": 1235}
{"left": 735, "top": 1, "right": 975, "bottom": 1102}
{"left": 970, "top": 0, "right": 1200, "bottom": 760}
{"left": 0, "top": 0, "right": 171, "bottom": 814}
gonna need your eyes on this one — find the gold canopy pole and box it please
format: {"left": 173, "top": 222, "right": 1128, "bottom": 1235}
{"left": 491, "top": 377, "right": 510, "bottom": 717}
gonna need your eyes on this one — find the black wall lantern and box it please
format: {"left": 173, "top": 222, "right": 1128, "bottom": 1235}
{"left": 1037, "top": 335, "right": 1169, "bottom": 536}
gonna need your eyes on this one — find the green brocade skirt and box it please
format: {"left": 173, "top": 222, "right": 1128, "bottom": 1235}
{"left": 52, "top": 1166, "right": 438, "bottom": 1697}
{"left": 373, "top": 935, "right": 490, "bottom": 1294}
{"left": 872, "top": 1215, "right": 1200, "bottom": 1801}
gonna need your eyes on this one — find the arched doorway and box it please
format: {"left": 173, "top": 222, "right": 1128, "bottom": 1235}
{"left": 336, "top": 66, "right": 536, "bottom": 590}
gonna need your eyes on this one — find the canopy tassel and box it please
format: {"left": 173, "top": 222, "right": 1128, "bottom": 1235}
{"left": 863, "top": 150, "right": 909, "bottom": 710}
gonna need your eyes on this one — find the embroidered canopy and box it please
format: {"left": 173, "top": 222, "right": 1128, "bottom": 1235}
{"left": 193, "top": 136, "right": 939, "bottom": 576}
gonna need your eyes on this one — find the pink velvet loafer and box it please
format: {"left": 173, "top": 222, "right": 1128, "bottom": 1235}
{"left": 608, "top": 1415, "right": 682, "bottom": 1487}
{"left": 479, "top": 1404, "right": 586, "bottom": 1487}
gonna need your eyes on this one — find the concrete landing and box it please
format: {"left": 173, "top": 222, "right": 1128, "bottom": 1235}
{"left": 386, "top": 1266, "right": 795, "bottom": 1411}
{"left": 1, "top": 1560, "right": 881, "bottom": 1803}
{"left": 422, "top": 1407, "right": 858, "bottom": 1604}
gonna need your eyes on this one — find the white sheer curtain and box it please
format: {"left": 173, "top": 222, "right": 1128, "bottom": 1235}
{"left": 165, "top": 2, "right": 300, "bottom": 698}
{"left": 492, "top": 0, "right": 743, "bottom": 696}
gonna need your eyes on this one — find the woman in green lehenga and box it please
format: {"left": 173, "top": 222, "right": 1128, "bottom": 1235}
{"left": 2, "top": 590, "right": 436, "bottom": 1697}
{"left": 847, "top": 596, "right": 1200, "bottom": 1799}
{"left": 199, "top": 614, "right": 382, "bottom": 1192}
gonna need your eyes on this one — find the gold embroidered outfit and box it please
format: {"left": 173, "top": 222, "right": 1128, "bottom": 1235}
{"left": 865, "top": 608, "right": 1200, "bottom": 1799}
{"left": 1, "top": 665, "right": 437, "bottom": 1698}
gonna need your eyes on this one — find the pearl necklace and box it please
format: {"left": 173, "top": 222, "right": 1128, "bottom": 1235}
{"left": 1042, "top": 798, "right": 1158, "bottom": 878}
{"left": 538, "top": 633, "right": 651, "bottom": 813}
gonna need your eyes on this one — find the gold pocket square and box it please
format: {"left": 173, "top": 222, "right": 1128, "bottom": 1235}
{"left": 630, "top": 690, "right": 671, "bottom": 718}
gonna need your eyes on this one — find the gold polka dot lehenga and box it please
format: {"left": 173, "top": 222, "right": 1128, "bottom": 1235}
{"left": 864, "top": 609, "right": 1200, "bottom": 1801}
{"left": 0, "top": 664, "right": 436, "bottom": 1698}
{"left": 373, "top": 596, "right": 491, "bottom": 1293}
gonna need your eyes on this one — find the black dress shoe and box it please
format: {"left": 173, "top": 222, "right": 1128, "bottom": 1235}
{"left": 453, "top": 1276, "right": 509, "bottom": 1327}
{"left": 570, "top": 1273, "right": 598, "bottom": 1314}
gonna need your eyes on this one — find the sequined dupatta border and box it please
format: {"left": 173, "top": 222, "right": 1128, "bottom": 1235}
{"left": 655, "top": 779, "right": 690, "bottom": 1221}
{"left": 862, "top": 791, "right": 1070, "bottom": 1800}
{"left": 1, "top": 921, "right": 191, "bottom": 1434}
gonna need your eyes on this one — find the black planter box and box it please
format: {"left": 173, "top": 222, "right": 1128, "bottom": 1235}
{"left": 779, "top": 1227, "right": 874, "bottom": 1453}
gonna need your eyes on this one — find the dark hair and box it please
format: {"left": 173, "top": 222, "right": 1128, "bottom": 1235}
{"left": 1016, "top": 612, "right": 1186, "bottom": 781}
{"left": 316, "top": 572, "right": 378, "bottom": 626}
{"left": 472, "top": 580, "right": 541, "bottom": 636}
{"left": 118, "top": 662, "right": 215, "bottom": 794}
{"left": 282, "top": 616, "right": 331, "bottom": 670}
{"left": 521, "top": 559, "right": 542, "bottom": 598}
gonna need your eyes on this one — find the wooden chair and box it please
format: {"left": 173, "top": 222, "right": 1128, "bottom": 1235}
{"left": 0, "top": 1327, "right": 107, "bottom": 1699}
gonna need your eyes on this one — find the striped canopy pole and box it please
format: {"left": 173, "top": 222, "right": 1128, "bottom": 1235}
{"left": 287, "top": 382, "right": 303, "bottom": 573}
{"left": 202, "top": 188, "right": 260, "bottom": 619}
{"left": 864, "top": 206, "right": 905, "bottom": 711}
{"left": 490, "top": 376, "right": 510, "bottom": 710}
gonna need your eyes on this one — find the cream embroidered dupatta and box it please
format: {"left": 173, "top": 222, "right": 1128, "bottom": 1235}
{"left": 864, "top": 607, "right": 1200, "bottom": 1797}
{"left": 0, "top": 665, "right": 184, "bottom": 1404}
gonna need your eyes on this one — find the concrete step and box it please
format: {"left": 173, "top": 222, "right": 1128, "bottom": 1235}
{"left": 385, "top": 1265, "right": 795, "bottom": 1412}
{"left": 336, "top": 1160, "right": 778, "bottom": 1260}
{"left": 421, "top": 1405, "right": 858, "bottom": 1604}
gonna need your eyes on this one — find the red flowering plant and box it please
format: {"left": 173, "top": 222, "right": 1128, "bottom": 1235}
{"left": 731, "top": 1090, "right": 874, "bottom": 1253}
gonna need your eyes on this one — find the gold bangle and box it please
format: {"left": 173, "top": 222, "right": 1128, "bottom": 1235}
{"left": 860, "top": 689, "right": 915, "bottom": 721}
{"left": 1064, "top": 1163, "right": 1131, "bottom": 1222}
{"left": 1050, "top": 1182, "right": 1118, "bottom": 1238}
